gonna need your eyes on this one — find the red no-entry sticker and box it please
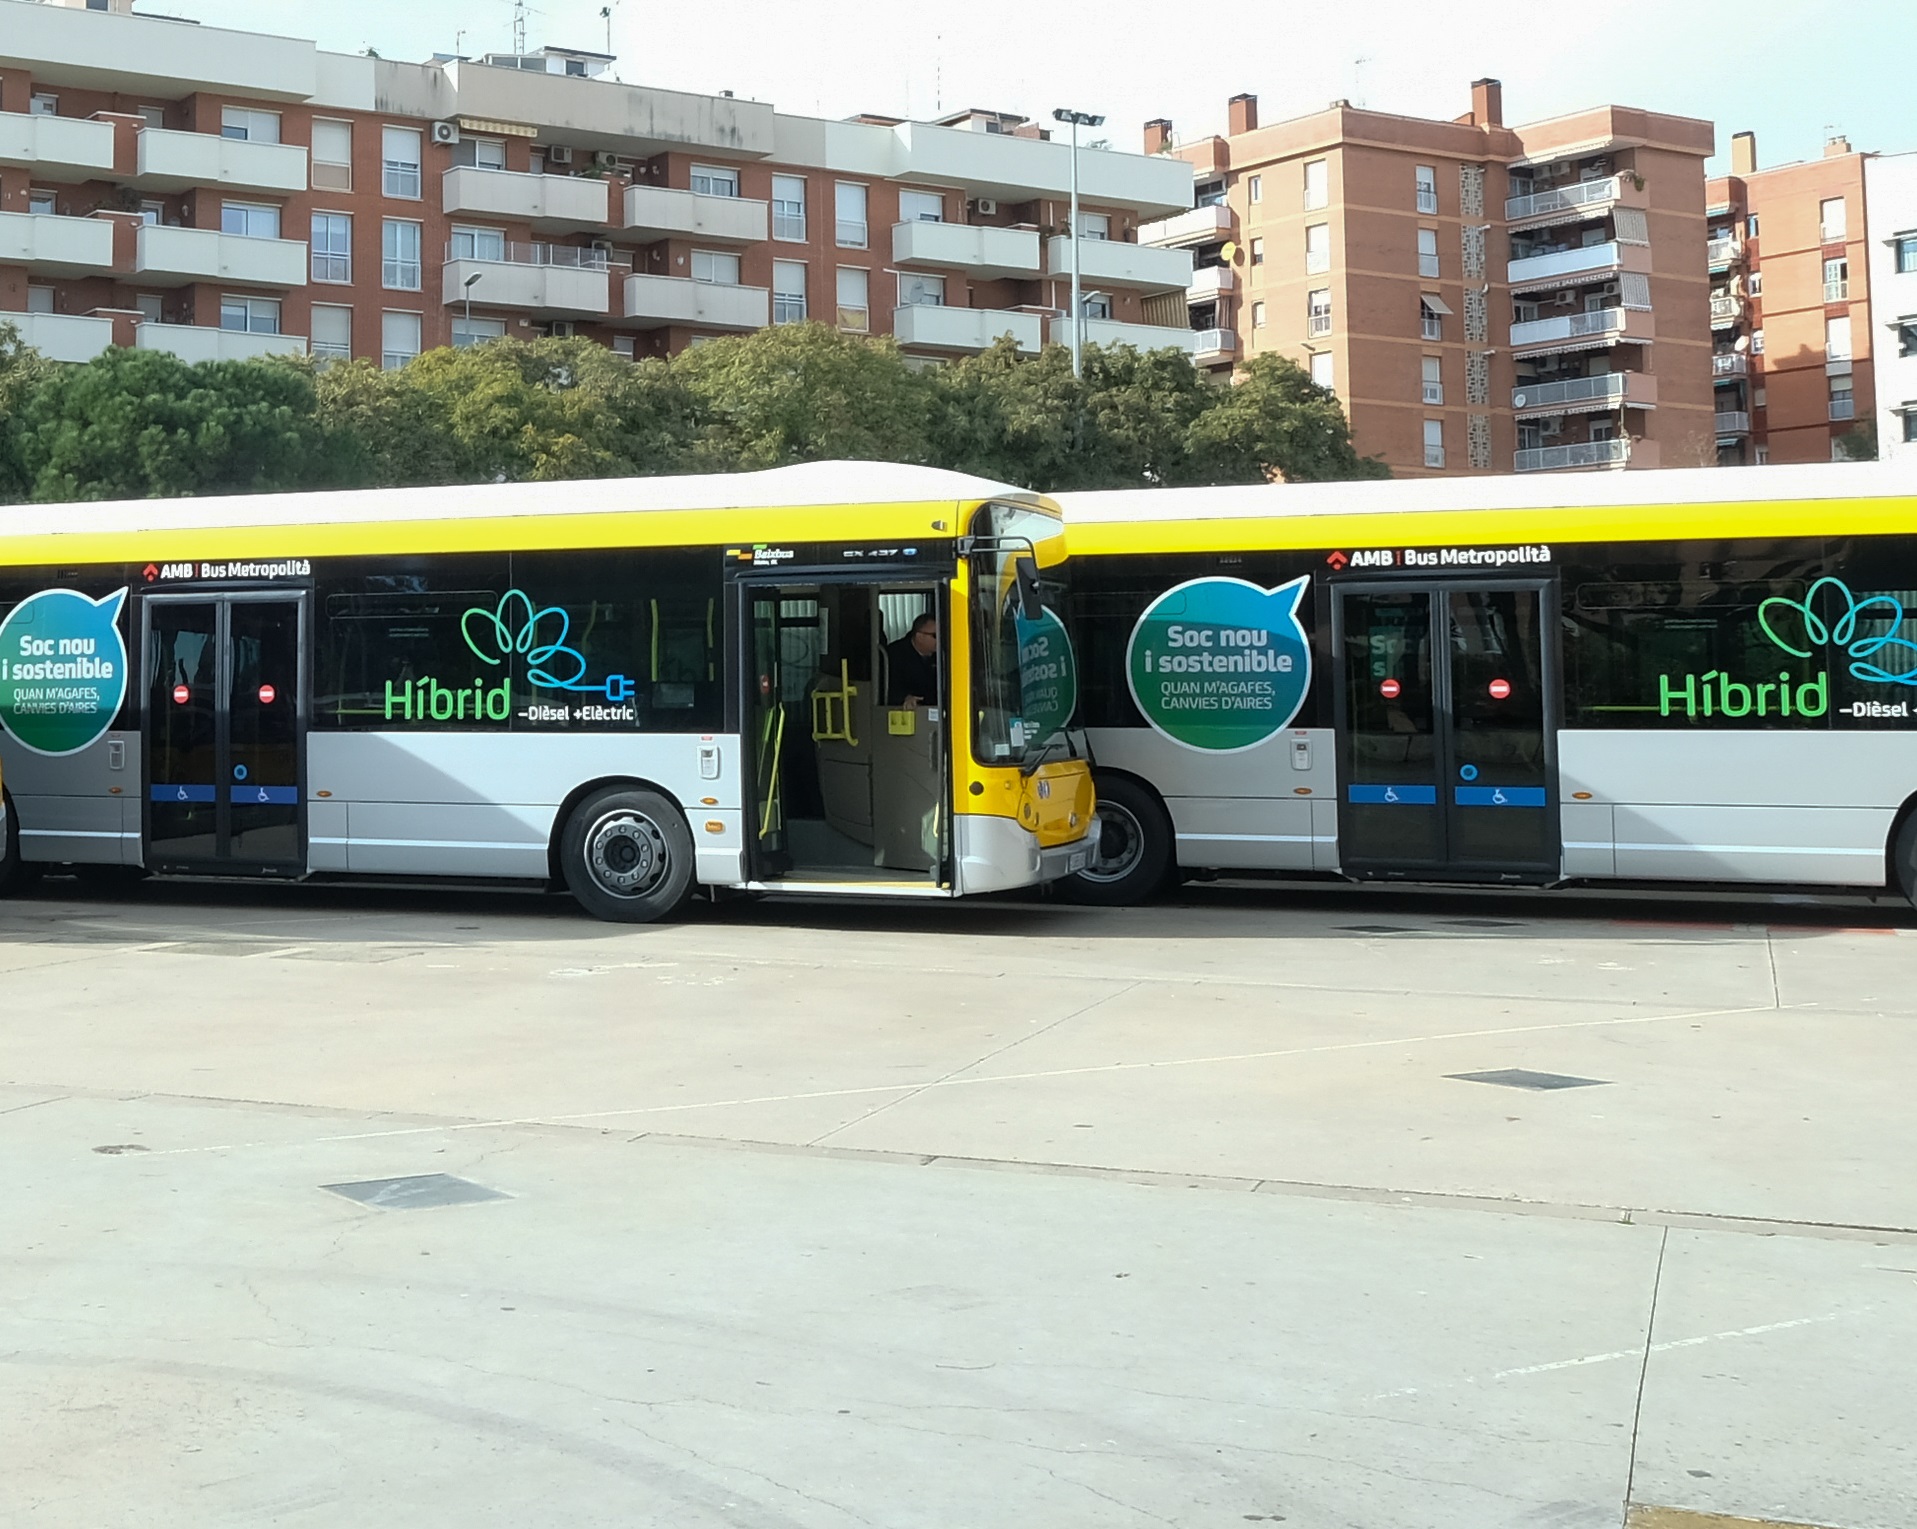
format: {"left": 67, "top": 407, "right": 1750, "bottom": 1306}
{"left": 1489, "top": 677, "right": 1512, "bottom": 700}
{"left": 172, "top": 685, "right": 190, "bottom": 705}
{"left": 1379, "top": 678, "right": 1402, "bottom": 699}
{"left": 258, "top": 684, "right": 277, "bottom": 705}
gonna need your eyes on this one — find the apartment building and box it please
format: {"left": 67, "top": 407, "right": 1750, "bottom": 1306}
{"left": 1140, "top": 83, "right": 1717, "bottom": 476}
{"left": 1706, "top": 133, "right": 1876, "bottom": 465}
{"left": 0, "top": 0, "right": 1195, "bottom": 372}
{"left": 1865, "top": 151, "right": 1917, "bottom": 463}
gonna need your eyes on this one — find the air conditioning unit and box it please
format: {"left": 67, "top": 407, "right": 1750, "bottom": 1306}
{"left": 1549, "top": 160, "right": 1570, "bottom": 175}
{"left": 1540, "top": 417, "right": 1563, "bottom": 437}
{"left": 430, "top": 121, "right": 460, "bottom": 146}
{"left": 1597, "top": 283, "right": 1620, "bottom": 298}
{"left": 547, "top": 145, "right": 574, "bottom": 165}
{"left": 1555, "top": 290, "right": 1575, "bottom": 304}
{"left": 975, "top": 197, "right": 999, "bottom": 215}
{"left": 593, "top": 150, "right": 618, "bottom": 169}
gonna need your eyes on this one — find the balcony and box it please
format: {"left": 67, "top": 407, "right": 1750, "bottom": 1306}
{"left": 1824, "top": 279, "right": 1850, "bottom": 303}
{"left": 1514, "top": 438, "right": 1633, "bottom": 472}
{"left": 1187, "top": 265, "right": 1236, "bottom": 304}
{"left": 1046, "top": 315, "right": 1198, "bottom": 355}
{"left": 135, "top": 323, "right": 307, "bottom": 364}
{"left": 136, "top": 224, "right": 307, "bottom": 287}
{"left": 1710, "top": 294, "right": 1744, "bottom": 328}
{"left": 891, "top": 220, "right": 1041, "bottom": 279}
{"left": 0, "top": 211, "right": 115, "bottom": 276}
{"left": 445, "top": 249, "right": 614, "bottom": 318}
{"left": 1510, "top": 372, "right": 1657, "bottom": 415}
{"left": 621, "top": 272, "right": 769, "bottom": 330}
{"left": 135, "top": 128, "right": 308, "bottom": 195}
{"left": 1504, "top": 175, "right": 1636, "bottom": 226}
{"left": 1138, "top": 203, "right": 1236, "bottom": 249}
{"left": 1506, "top": 240, "right": 1651, "bottom": 293}
{"left": 1045, "top": 236, "right": 1192, "bottom": 295}
{"left": 6, "top": 310, "right": 113, "bottom": 363}
{"left": 444, "top": 167, "right": 609, "bottom": 232}
{"left": 0, "top": 111, "right": 116, "bottom": 182}
{"left": 1707, "top": 236, "right": 1742, "bottom": 270}
{"left": 1509, "top": 306, "right": 1654, "bottom": 352}
{"left": 1714, "top": 409, "right": 1752, "bottom": 435}
{"left": 1193, "top": 327, "right": 1238, "bottom": 364}
{"left": 623, "top": 185, "right": 768, "bottom": 244}
{"left": 891, "top": 304, "right": 1041, "bottom": 353}
{"left": 1711, "top": 352, "right": 1749, "bottom": 380}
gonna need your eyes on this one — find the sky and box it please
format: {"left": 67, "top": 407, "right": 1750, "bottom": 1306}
{"left": 175, "top": 0, "right": 1914, "bottom": 177}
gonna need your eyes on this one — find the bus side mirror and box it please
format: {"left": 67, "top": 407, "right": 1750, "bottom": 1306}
{"left": 1015, "top": 559, "right": 1043, "bottom": 622}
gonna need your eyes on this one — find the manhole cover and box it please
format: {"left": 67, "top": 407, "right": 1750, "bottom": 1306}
{"left": 1448, "top": 1068, "right": 1609, "bottom": 1091}
{"left": 321, "top": 1173, "right": 509, "bottom": 1210}
{"left": 1335, "top": 923, "right": 1418, "bottom": 935}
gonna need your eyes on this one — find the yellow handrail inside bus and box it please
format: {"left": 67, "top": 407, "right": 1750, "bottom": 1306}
{"left": 810, "top": 659, "right": 858, "bottom": 747}
{"left": 757, "top": 701, "right": 785, "bottom": 840}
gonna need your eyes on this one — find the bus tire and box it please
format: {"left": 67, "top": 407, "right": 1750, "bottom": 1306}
{"left": 0, "top": 790, "right": 40, "bottom": 898}
{"left": 560, "top": 786, "right": 694, "bottom": 924}
{"left": 1063, "top": 773, "right": 1175, "bottom": 907}
{"left": 1895, "top": 811, "right": 1917, "bottom": 910}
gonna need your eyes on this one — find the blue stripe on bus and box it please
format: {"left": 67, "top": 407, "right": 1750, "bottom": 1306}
{"left": 1454, "top": 786, "right": 1547, "bottom": 808}
{"left": 230, "top": 785, "right": 300, "bottom": 806}
{"left": 150, "top": 784, "right": 216, "bottom": 804}
{"left": 1347, "top": 784, "right": 1438, "bottom": 805}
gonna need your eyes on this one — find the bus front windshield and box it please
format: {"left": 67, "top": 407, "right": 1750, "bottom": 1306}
{"left": 969, "top": 506, "right": 1078, "bottom": 769}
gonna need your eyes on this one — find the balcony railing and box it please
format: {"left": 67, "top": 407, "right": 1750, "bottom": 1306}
{"left": 136, "top": 322, "right": 307, "bottom": 364}
{"left": 135, "top": 127, "right": 308, "bottom": 195}
{"left": 1507, "top": 240, "right": 1643, "bottom": 291}
{"left": 1505, "top": 176, "right": 1622, "bottom": 222}
{"left": 1137, "top": 203, "right": 1235, "bottom": 249}
{"left": 891, "top": 304, "right": 1042, "bottom": 353}
{"left": 445, "top": 240, "right": 617, "bottom": 270}
{"left": 1715, "top": 409, "right": 1752, "bottom": 435}
{"left": 1710, "top": 294, "right": 1743, "bottom": 326}
{"left": 1044, "top": 235, "right": 1192, "bottom": 294}
{"left": 1308, "top": 310, "right": 1332, "bottom": 338}
{"left": 1509, "top": 308, "right": 1632, "bottom": 348}
{"left": 1707, "top": 236, "right": 1742, "bottom": 269}
{"left": 624, "top": 184, "right": 769, "bottom": 243}
{"left": 444, "top": 166, "right": 610, "bottom": 230}
{"left": 1511, "top": 373, "right": 1650, "bottom": 412}
{"left": 444, "top": 247, "right": 618, "bottom": 317}
{"left": 1824, "top": 279, "right": 1850, "bottom": 302}
{"left": 136, "top": 224, "right": 308, "bottom": 287}
{"left": 1711, "top": 352, "right": 1749, "bottom": 379}
{"left": 0, "top": 209, "right": 115, "bottom": 274}
{"left": 622, "top": 272, "right": 770, "bottom": 331}
{"left": 1045, "top": 315, "right": 1198, "bottom": 354}
{"left": 1187, "top": 264, "right": 1236, "bottom": 303}
{"left": 8, "top": 310, "right": 113, "bottom": 363}
{"left": 0, "top": 110, "right": 116, "bottom": 180}
{"left": 1514, "top": 438, "right": 1632, "bottom": 472}
{"left": 891, "top": 220, "right": 1041, "bottom": 279}
{"left": 1192, "top": 327, "right": 1237, "bottom": 359}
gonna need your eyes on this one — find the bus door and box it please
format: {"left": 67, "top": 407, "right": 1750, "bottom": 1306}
{"left": 735, "top": 573, "right": 950, "bottom": 890}
{"left": 142, "top": 593, "right": 307, "bottom": 876}
{"left": 1333, "top": 581, "right": 1557, "bottom": 882}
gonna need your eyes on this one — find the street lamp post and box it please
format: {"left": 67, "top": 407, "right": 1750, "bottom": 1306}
{"left": 1052, "top": 107, "right": 1104, "bottom": 378}
{"left": 462, "top": 270, "right": 482, "bottom": 344}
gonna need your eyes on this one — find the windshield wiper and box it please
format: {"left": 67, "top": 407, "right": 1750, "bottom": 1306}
{"left": 1019, "top": 735, "right": 1071, "bottom": 777}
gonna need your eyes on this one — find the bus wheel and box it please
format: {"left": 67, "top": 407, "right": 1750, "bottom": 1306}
{"left": 0, "top": 792, "right": 41, "bottom": 898}
{"left": 561, "top": 787, "right": 694, "bottom": 924}
{"left": 1063, "top": 774, "right": 1174, "bottom": 907}
{"left": 1895, "top": 812, "right": 1917, "bottom": 911}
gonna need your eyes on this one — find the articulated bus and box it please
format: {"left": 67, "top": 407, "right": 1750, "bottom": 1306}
{"left": 0, "top": 462, "right": 1095, "bottom": 921}
{"left": 1055, "top": 463, "right": 1917, "bottom": 910}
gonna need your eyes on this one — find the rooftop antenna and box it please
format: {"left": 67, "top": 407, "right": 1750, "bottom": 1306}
{"left": 512, "top": 0, "right": 527, "bottom": 55}
{"left": 935, "top": 33, "right": 942, "bottom": 116}
{"left": 1352, "top": 54, "right": 1370, "bottom": 108}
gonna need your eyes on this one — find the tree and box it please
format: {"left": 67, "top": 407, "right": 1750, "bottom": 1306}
{"left": 1184, "top": 352, "right": 1390, "bottom": 482}
{"left": 0, "top": 320, "right": 50, "bottom": 503}
{"left": 1834, "top": 420, "right": 1879, "bottom": 463}
{"left": 672, "top": 322, "right": 934, "bottom": 470}
{"left": 16, "top": 346, "right": 343, "bottom": 501}
{"left": 926, "top": 338, "right": 1086, "bottom": 489}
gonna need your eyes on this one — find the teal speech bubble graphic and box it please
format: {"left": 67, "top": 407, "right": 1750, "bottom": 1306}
{"left": 1126, "top": 576, "right": 1312, "bottom": 751}
{"left": 0, "top": 588, "right": 130, "bottom": 756}
{"left": 1013, "top": 606, "right": 1078, "bottom": 742}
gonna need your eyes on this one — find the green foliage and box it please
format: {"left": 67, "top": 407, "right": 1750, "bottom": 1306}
{"left": 0, "top": 327, "right": 1386, "bottom": 505}
{"left": 1834, "top": 420, "right": 1878, "bottom": 463}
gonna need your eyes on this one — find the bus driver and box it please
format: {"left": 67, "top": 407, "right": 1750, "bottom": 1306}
{"left": 884, "top": 613, "right": 940, "bottom": 708}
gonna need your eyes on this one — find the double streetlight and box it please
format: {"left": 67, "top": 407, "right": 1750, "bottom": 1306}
{"left": 1052, "top": 107, "right": 1104, "bottom": 378}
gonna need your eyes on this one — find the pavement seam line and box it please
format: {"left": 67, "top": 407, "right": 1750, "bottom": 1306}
{"left": 1623, "top": 1226, "right": 1670, "bottom": 1523}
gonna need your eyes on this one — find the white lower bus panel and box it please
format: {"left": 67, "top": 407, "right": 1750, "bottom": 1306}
{"left": 307, "top": 731, "right": 744, "bottom": 884}
{"left": 1559, "top": 730, "right": 1917, "bottom": 889}
{"left": 2, "top": 729, "right": 140, "bottom": 866}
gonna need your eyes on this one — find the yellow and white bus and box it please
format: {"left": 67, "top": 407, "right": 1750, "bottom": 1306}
{"left": 0, "top": 462, "right": 1095, "bottom": 920}
{"left": 1056, "top": 463, "right": 1917, "bottom": 909}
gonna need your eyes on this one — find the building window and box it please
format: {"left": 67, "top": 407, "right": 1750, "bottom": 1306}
{"left": 1823, "top": 256, "right": 1849, "bottom": 302}
{"left": 899, "top": 188, "right": 945, "bottom": 223}
{"left": 1249, "top": 237, "right": 1264, "bottom": 267}
{"left": 1904, "top": 410, "right": 1917, "bottom": 444}
{"left": 311, "top": 212, "right": 352, "bottom": 283}
{"left": 1083, "top": 293, "right": 1112, "bottom": 320}
{"left": 1417, "top": 227, "right": 1439, "bottom": 278}
{"left": 1251, "top": 300, "right": 1266, "bottom": 330}
{"left": 691, "top": 249, "right": 741, "bottom": 285}
{"left": 1898, "top": 319, "right": 1917, "bottom": 359}
{"left": 900, "top": 272, "right": 946, "bottom": 307}
{"left": 1305, "top": 223, "right": 1329, "bottom": 274}
{"left": 1423, "top": 418, "right": 1445, "bottom": 469}
{"left": 139, "top": 105, "right": 166, "bottom": 129}
{"left": 1826, "top": 313, "right": 1852, "bottom": 360}
{"left": 452, "top": 315, "right": 506, "bottom": 348}
{"left": 1307, "top": 288, "right": 1331, "bottom": 336}
{"left": 1422, "top": 354, "right": 1444, "bottom": 405}
{"left": 1819, "top": 196, "right": 1847, "bottom": 242}
{"left": 835, "top": 267, "right": 870, "bottom": 330}
{"left": 772, "top": 175, "right": 807, "bottom": 241}
{"left": 1829, "top": 374, "right": 1855, "bottom": 421}
{"left": 381, "top": 311, "right": 422, "bottom": 370}
{"left": 1077, "top": 212, "right": 1110, "bottom": 241}
{"left": 135, "top": 293, "right": 163, "bottom": 323}
{"left": 1752, "top": 328, "right": 1765, "bottom": 354}
{"left": 1310, "top": 350, "right": 1333, "bottom": 389}
{"left": 612, "top": 336, "right": 636, "bottom": 358}
{"left": 1747, "top": 213, "right": 1760, "bottom": 239}
{"left": 1303, "top": 159, "right": 1327, "bottom": 211}
{"left": 453, "top": 137, "right": 508, "bottom": 171}
{"left": 220, "top": 294, "right": 282, "bottom": 335}
{"left": 26, "top": 285, "right": 54, "bottom": 314}
{"left": 221, "top": 107, "right": 281, "bottom": 144}
{"left": 28, "top": 189, "right": 56, "bottom": 217}
{"left": 690, "top": 164, "right": 740, "bottom": 198}
{"left": 449, "top": 225, "right": 506, "bottom": 262}
{"left": 312, "top": 120, "right": 352, "bottom": 191}
{"left": 383, "top": 219, "right": 422, "bottom": 290}
{"left": 1420, "top": 298, "right": 1443, "bottom": 341}
{"left": 1415, "top": 164, "right": 1438, "bottom": 214}
{"left": 1248, "top": 174, "right": 1262, "bottom": 205}
{"left": 311, "top": 304, "right": 352, "bottom": 363}
{"left": 382, "top": 126, "right": 423, "bottom": 199}
{"left": 1898, "top": 236, "right": 1917, "bottom": 274}
{"left": 221, "top": 202, "right": 280, "bottom": 240}
{"left": 1196, "top": 179, "right": 1226, "bottom": 209}
{"left": 1748, "top": 271, "right": 1763, "bottom": 298}
{"left": 29, "top": 94, "right": 57, "bottom": 117}
{"left": 835, "top": 183, "right": 868, "bottom": 248}
{"left": 771, "top": 260, "right": 807, "bottom": 324}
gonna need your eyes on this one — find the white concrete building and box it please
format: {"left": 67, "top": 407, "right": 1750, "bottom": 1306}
{"left": 1864, "top": 151, "right": 1917, "bottom": 462}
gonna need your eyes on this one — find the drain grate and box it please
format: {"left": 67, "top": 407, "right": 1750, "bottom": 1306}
{"left": 321, "top": 1173, "right": 510, "bottom": 1210}
{"left": 1447, "top": 1068, "right": 1610, "bottom": 1091}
